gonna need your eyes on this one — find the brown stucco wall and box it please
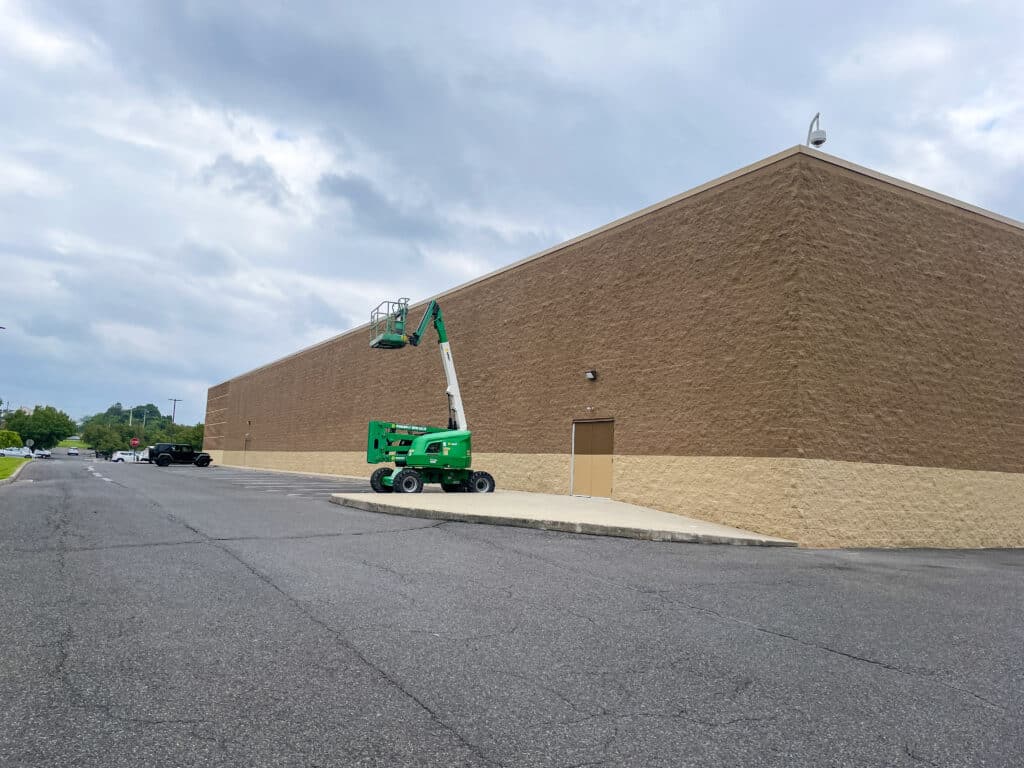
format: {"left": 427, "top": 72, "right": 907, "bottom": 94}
{"left": 792, "top": 157, "right": 1024, "bottom": 473}
{"left": 205, "top": 148, "right": 1024, "bottom": 547}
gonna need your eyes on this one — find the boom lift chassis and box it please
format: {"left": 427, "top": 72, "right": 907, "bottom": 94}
{"left": 366, "top": 298, "right": 495, "bottom": 493}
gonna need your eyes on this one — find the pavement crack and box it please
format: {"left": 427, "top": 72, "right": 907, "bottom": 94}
{"left": 525, "top": 708, "right": 778, "bottom": 733}
{"left": 15, "top": 539, "right": 203, "bottom": 554}
{"left": 187, "top": 722, "right": 244, "bottom": 755}
{"left": 904, "top": 744, "right": 944, "bottom": 767}
{"left": 665, "top": 599, "right": 1007, "bottom": 713}
{"left": 499, "top": 670, "right": 593, "bottom": 718}
{"left": 165, "top": 514, "right": 503, "bottom": 768}
{"left": 440, "top": 529, "right": 1006, "bottom": 716}
{"left": 47, "top": 498, "right": 207, "bottom": 731}
{"left": 208, "top": 521, "right": 447, "bottom": 544}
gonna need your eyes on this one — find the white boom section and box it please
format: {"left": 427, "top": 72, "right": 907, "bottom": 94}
{"left": 439, "top": 341, "right": 468, "bottom": 431}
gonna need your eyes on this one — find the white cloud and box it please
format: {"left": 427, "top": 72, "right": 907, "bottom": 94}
{"left": 501, "top": 3, "right": 725, "bottom": 87}
{"left": 0, "top": 0, "right": 100, "bottom": 69}
{"left": 418, "top": 248, "right": 496, "bottom": 282}
{"left": 0, "top": 251, "right": 73, "bottom": 304}
{"left": 81, "top": 96, "right": 340, "bottom": 211}
{"left": 91, "top": 321, "right": 178, "bottom": 366}
{"left": 829, "top": 30, "right": 954, "bottom": 81}
{"left": 45, "top": 229, "right": 150, "bottom": 263}
{"left": 0, "top": 154, "right": 67, "bottom": 198}
{"left": 872, "top": 82, "right": 1024, "bottom": 207}
{"left": 946, "top": 93, "right": 1024, "bottom": 165}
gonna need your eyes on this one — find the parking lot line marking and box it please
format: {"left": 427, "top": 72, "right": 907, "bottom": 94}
{"left": 259, "top": 485, "right": 351, "bottom": 489}
{"left": 246, "top": 486, "right": 354, "bottom": 492}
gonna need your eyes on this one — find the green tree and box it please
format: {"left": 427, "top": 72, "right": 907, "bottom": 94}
{"left": 5, "top": 407, "right": 77, "bottom": 450}
{"left": 81, "top": 402, "right": 172, "bottom": 434}
{"left": 0, "top": 429, "right": 22, "bottom": 449}
{"left": 81, "top": 423, "right": 126, "bottom": 456}
{"left": 78, "top": 402, "right": 204, "bottom": 451}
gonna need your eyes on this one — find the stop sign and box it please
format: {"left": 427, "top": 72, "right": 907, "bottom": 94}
{"left": 130, "top": 438, "right": 140, "bottom": 447}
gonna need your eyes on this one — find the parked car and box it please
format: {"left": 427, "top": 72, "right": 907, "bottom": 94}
{"left": 34, "top": 448, "right": 51, "bottom": 459}
{"left": 1, "top": 447, "right": 32, "bottom": 458}
{"left": 67, "top": 447, "right": 80, "bottom": 456}
{"left": 146, "top": 443, "right": 212, "bottom": 467}
{"left": 111, "top": 450, "right": 143, "bottom": 463}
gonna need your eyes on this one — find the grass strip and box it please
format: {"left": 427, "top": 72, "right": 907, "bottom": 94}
{"left": 0, "top": 457, "right": 29, "bottom": 480}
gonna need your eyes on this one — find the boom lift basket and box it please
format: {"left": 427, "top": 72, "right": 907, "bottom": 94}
{"left": 369, "top": 298, "right": 410, "bottom": 349}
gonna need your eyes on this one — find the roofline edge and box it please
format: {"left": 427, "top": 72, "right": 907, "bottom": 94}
{"left": 796, "top": 145, "right": 1024, "bottom": 233}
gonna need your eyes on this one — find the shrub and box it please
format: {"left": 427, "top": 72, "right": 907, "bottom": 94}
{"left": 0, "top": 430, "right": 23, "bottom": 449}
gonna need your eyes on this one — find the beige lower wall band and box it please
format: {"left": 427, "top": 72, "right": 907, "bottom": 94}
{"left": 205, "top": 450, "right": 1024, "bottom": 549}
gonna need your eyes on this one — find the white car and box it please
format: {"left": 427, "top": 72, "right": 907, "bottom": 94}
{"left": 1, "top": 446, "right": 32, "bottom": 458}
{"left": 67, "top": 447, "right": 80, "bottom": 456}
{"left": 111, "top": 450, "right": 142, "bottom": 463}
{"left": 34, "top": 448, "right": 51, "bottom": 459}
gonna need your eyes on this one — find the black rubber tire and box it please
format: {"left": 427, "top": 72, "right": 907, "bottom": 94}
{"left": 370, "top": 467, "right": 393, "bottom": 493}
{"left": 467, "top": 471, "right": 495, "bottom": 493}
{"left": 441, "top": 482, "right": 466, "bottom": 493}
{"left": 195, "top": 457, "right": 211, "bottom": 467}
{"left": 113, "top": 458, "right": 123, "bottom": 463}
{"left": 155, "top": 454, "right": 172, "bottom": 467}
{"left": 392, "top": 468, "right": 424, "bottom": 493}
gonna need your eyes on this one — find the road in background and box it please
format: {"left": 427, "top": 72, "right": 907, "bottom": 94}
{"left": 1, "top": 459, "right": 1021, "bottom": 767}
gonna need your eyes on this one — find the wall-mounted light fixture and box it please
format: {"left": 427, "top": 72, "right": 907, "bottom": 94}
{"left": 584, "top": 369, "right": 597, "bottom": 381}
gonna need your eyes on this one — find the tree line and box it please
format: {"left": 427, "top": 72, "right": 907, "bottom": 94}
{"left": 0, "top": 401, "right": 204, "bottom": 454}
{"left": 79, "top": 403, "right": 205, "bottom": 456}
{"left": 1, "top": 406, "right": 78, "bottom": 450}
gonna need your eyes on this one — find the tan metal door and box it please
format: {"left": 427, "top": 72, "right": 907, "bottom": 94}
{"left": 572, "top": 420, "right": 614, "bottom": 498}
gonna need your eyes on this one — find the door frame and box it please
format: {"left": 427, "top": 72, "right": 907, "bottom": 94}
{"left": 569, "top": 418, "right": 615, "bottom": 497}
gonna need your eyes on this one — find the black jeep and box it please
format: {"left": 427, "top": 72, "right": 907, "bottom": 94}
{"left": 147, "top": 443, "right": 213, "bottom": 468}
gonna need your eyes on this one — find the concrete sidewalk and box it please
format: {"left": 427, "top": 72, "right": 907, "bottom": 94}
{"left": 330, "top": 489, "right": 796, "bottom": 546}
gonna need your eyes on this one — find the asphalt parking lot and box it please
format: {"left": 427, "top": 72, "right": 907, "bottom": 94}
{"left": 1, "top": 457, "right": 1021, "bottom": 767}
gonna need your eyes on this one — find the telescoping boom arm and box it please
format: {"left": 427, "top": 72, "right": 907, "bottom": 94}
{"left": 369, "top": 298, "right": 468, "bottom": 431}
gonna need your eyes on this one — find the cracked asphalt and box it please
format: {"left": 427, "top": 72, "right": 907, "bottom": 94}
{"left": 1, "top": 458, "right": 1022, "bottom": 767}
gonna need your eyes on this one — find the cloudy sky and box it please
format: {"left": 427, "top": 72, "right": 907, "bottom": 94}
{"left": 1, "top": 0, "right": 1021, "bottom": 424}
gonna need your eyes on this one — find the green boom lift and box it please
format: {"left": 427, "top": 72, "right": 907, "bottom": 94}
{"left": 365, "top": 298, "right": 495, "bottom": 494}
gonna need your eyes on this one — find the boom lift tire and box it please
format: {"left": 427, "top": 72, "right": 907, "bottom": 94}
{"left": 370, "top": 467, "right": 393, "bottom": 493}
{"left": 393, "top": 468, "right": 424, "bottom": 493}
{"left": 467, "top": 471, "right": 495, "bottom": 493}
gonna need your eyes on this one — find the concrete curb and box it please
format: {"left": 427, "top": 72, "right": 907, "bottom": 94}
{"left": 330, "top": 495, "right": 796, "bottom": 546}
{"left": 0, "top": 459, "right": 32, "bottom": 487}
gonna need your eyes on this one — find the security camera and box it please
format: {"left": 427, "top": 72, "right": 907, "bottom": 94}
{"left": 806, "top": 113, "right": 827, "bottom": 148}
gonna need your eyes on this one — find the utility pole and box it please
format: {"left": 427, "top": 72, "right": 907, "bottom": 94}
{"left": 168, "top": 398, "right": 182, "bottom": 424}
